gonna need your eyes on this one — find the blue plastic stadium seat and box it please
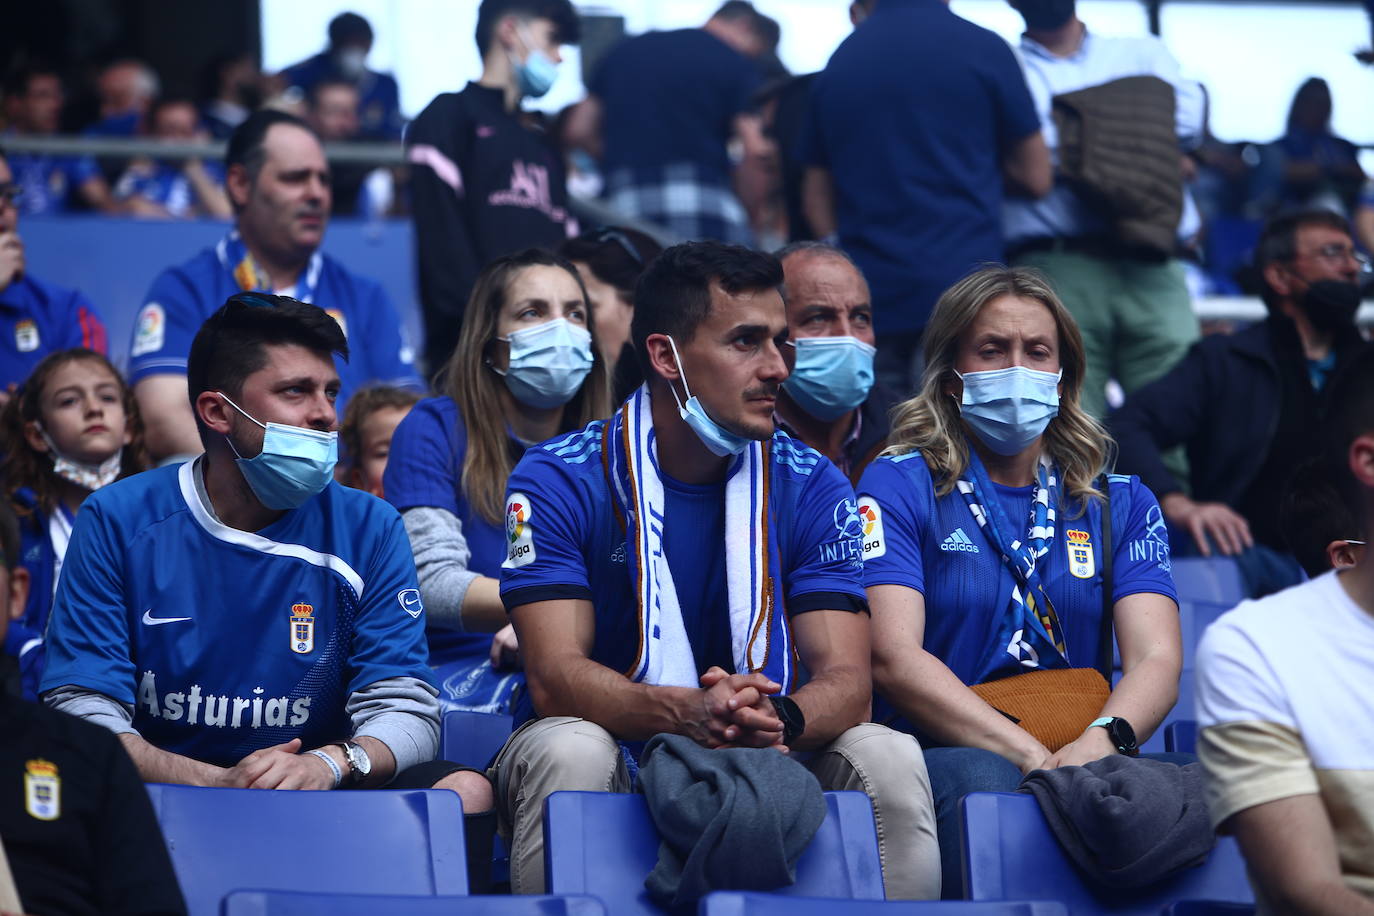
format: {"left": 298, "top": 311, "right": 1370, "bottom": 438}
{"left": 960, "top": 792, "right": 1253, "bottom": 914}
{"left": 699, "top": 893, "right": 1068, "bottom": 915}
{"left": 440, "top": 709, "right": 515, "bottom": 768}
{"left": 1166, "top": 720, "right": 1199, "bottom": 755}
{"left": 144, "top": 785, "right": 466, "bottom": 916}
{"left": 221, "top": 890, "right": 606, "bottom": 915}
{"left": 1170, "top": 558, "right": 1246, "bottom": 612}
{"left": 545, "top": 790, "right": 884, "bottom": 915}
{"left": 1159, "top": 902, "right": 1256, "bottom": 915}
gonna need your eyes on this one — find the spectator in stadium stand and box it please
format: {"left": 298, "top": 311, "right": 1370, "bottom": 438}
{"left": 773, "top": 242, "right": 894, "bottom": 485}
{"left": 762, "top": 0, "right": 876, "bottom": 244}
{"left": 279, "top": 12, "right": 403, "bottom": 141}
{"left": 127, "top": 109, "right": 422, "bottom": 463}
{"left": 200, "top": 53, "right": 265, "bottom": 141}
{"left": 802, "top": 0, "right": 1051, "bottom": 397}
{"left": 1110, "top": 211, "right": 1368, "bottom": 596}
{"left": 85, "top": 59, "right": 160, "bottom": 137}
{"left": 557, "top": 225, "right": 663, "bottom": 402}
{"left": 1250, "top": 78, "right": 1366, "bottom": 218}
{"left": 1001, "top": 0, "right": 1206, "bottom": 421}
{"left": 307, "top": 79, "right": 392, "bottom": 217}
{"left": 0, "top": 348, "right": 147, "bottom": 702}
{"left": 1279, "top": 457, "right": 1365, "bottom": 579}
{"left": 114, "top": 97, "right": 232, "bottom": 220}
{"left": 39, "top": 295, "right": 498, "bottom": 883}
{"left": 383, "top": 249, "right": 610, "bottom": 715}
{"left": 565, "top": 1, "right": 776, "bottom": 247}
{"left": 406, "top": 0, "right": 581, "bottom": 373}
{"left": 0, "top": 146, "right": 109, "bottom": 399}
{"left": 1195, "top": 345, "right": 1374, "bottom": 913}
{"left": 338, "top": 384, "right": 420, "bottom": 498}
{"left": 493, "top": 241, "right": 940, "bottom": 898}
{"left": 0, "top": 499, "right": 188, "bottom": 916}
{"left": 1, "top": 66, "right": 123, "bottom": 215}
{"left": 857, "top": 266, "right": 1184, "bottom": 898}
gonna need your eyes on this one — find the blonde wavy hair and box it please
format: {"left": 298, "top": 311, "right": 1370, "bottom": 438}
{"left": 885, "top": 265, "right": 1111, "bottom": 515}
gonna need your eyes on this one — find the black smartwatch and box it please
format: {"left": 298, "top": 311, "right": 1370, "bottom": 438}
{"left": 1089, "top": 716, "right": 1139, "bottom": 757}
{"left": 767, "top": 695, "right": 806, "bottom": 746}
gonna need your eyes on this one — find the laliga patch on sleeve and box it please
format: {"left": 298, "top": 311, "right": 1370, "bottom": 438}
{"left": 857, "top": 495, "right": 886, "bottom": 559}
{"left": 397, "top": 588, "right": 424, "bottom": 618}
{"left": 502, "top": 492, "right": 536, "bottom": 568}
{"left": 130, "top": 303, "right": 165, "bottom": 357}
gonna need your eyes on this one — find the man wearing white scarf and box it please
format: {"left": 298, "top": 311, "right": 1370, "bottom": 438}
{"left": 492, "top": 242, "right": 939, "bottom": 898}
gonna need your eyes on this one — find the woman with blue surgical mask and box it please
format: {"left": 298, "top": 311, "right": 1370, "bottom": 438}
{"left": 383, "top": 249, "right": 610, "bottom": 715}
{"left": 854, "top": 266, "right": 1185, "bottom": 897}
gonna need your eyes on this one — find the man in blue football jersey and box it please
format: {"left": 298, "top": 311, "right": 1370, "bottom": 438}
{"left": 494, "top": 242, "right": 939, "bottom": 898}
{"left": 129, "top": 110, "right": 422, "bottom": 462}
{"left": 40, "top": 295, "right": 491, "bottom": 815}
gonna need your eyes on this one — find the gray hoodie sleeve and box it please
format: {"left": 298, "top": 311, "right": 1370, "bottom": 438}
{"left": 348, "top": 676, "right": 442, "bottom": 775}
{"left": 45, "top": 686, "right": 139, "bottom": 736}
{"left": 401, "top": 505, "right": 481, "bottom": 632}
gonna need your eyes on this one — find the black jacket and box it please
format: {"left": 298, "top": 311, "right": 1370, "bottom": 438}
{"left": 1, "top": 687, "right": 186, "bottom": 916}
{"left": 1109, "top": 317, "right": 1363, "bottom": 508}
{"left": 407, "top": 83, "right": 575, "bottom": 370}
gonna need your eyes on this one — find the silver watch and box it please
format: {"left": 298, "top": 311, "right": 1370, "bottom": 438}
{"left": 335, "top": 740, "right": 372, "bottom": 785}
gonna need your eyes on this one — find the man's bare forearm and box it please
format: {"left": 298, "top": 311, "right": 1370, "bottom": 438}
{"left": 529, "top": 654, "right": 703, "bottom": 742}
{"left": 119, "top": 733, "right": 226, "bottom": 787}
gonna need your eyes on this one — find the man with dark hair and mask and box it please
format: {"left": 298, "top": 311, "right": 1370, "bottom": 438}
{"left": 1111, "top": 210, "right": 1370, "bottom": 592}
{"left": 407, "top": 0, "right": 581, "bottom": 371}
{"left": 280, "top": 12, "right": 403, "bottom": 140}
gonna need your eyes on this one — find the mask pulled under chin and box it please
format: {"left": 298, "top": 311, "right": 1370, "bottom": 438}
{"left": 666, "top": 336, "right": 756, "bottom": 457}
{"left": 1300, "top": 279, "right": 1363, "bottom": 334}
{"left": 37, "top": 425, "right": 123, "bottom": 491}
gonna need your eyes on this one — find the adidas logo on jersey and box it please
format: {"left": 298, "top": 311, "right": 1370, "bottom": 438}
{"left": 940, "top": 528, "right": 980, "bottom": 553}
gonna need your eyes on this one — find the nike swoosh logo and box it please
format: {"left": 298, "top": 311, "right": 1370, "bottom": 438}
{"left": 142, "top": 610, "right": 192, "bottom": 626}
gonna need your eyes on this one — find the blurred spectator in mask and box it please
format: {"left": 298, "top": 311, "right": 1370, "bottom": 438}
{"left": 1251, "top": 78, "right": 1365, "bottom": 218}
{"left": 564, "top": 1, "right": 778, "bottom": 246}
{"left": 307, "top": 79, "right": 393, "bottom": 217}
{"left": 558, "top": 225, "right": 664, "bottom": 401}
{"left": 1111, "top": 211, "right": 1370, "bottom": 597}
{"left": 201, "top": 53, "right": 265, "bottom": 140}
{"left": 407, "top": 0, "right": 581, "bottom": 372}
{"left": 114, "top": 97, "right": 231, "bottom": 220}
{"left": 774, "top": 241, "right": 894, "bottom": 483}
{"left": 85, "top": 59, "right": 160, "bottom": 137}
{"left": 2, "top": 66, "right": 122, "bottom": 215}
{"left": 280, "top": 12, "right": 403, "bottom": 140}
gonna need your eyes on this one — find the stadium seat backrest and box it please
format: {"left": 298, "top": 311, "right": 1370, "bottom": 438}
{"left": 1165, "top": 720, "right": 1199, "bottom": 756}
{"left": 960, "top": 792, "right": 1253, "bottom": 914}
{"left": 440, "top": 709, "right": 515, "bottom": 768}
{"left": 1170, "top": 558, "right": 1246, "bottom": 611}
{"left": 698, "top": 892, "right": 1069, "bottom": 915}
{"left": 221, "top": 890, "right": 606, "bottom": 915}
{"left": 144, "top": 784, "right": 467, "bottom": 916}
{"left": 544, "top": 790, "right": 884, "bottom": 915}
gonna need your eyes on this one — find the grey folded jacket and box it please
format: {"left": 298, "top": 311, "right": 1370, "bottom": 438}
{"left": 1018, "top": 755, "right": 1216, "bottom": 888}
{"left": 639, "top": 733, "right": 827, "bottom": 910}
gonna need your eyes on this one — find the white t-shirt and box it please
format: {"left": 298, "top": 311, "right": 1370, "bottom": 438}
{"left": 1196, "top": 570, "right": 1374, "bottom": 903}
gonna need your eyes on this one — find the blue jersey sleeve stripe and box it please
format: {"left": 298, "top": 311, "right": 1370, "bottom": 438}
{"left": 177, "top": 462, "right": 367, "bottom": 600}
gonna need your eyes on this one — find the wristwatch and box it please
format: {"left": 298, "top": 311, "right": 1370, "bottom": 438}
{"left": 767, "top": 695, "right": 806, "bottom": 747}
{"left": 1088, "top": 716, "right": 1139, "bottom": 757}
{"left": 334, "top": 740, "right": 373, "bottom": 785}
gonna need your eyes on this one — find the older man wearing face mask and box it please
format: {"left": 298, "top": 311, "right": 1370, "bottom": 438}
{"left": 1111, "top": 211, "right": 1371, "bottom": 594}
{"left": 773, "top": 242, "right": 896, "bottom": 484}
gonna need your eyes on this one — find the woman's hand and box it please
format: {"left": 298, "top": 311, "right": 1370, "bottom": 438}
{"left": 1041, "top": 725, "right": 1117, "bottom": 770}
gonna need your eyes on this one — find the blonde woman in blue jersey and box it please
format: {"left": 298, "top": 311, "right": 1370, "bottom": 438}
{"left": 856, "top": 266, "right": 1184, "bottom": 896}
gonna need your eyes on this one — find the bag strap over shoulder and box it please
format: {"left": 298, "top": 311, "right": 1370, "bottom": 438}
{"left": 1096, "top": 474, "right": 1115, "bottom": 682}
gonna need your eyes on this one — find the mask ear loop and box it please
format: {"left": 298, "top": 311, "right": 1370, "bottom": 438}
{"left": 665, "top": 336, "right": 694, "bottom": 411}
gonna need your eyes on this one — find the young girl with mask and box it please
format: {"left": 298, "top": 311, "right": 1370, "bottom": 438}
{"left": 384, "top": 249, "right": 610, "bottom": 714}
{"left": 0, "top": 348, "right": 148, "bottom": 699}
{"left": 855, "top": 267, "right": 1185, "bottom": 897}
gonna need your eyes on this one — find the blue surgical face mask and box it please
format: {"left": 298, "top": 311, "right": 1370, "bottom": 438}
{"left": 512, "top": 25, "right": 559, "bottom": 98}
{"left": 220, "top": 394, "right": 338, "bottom": 510}
{"left": 783, "top": 336, "right": 876, "bottom": 421}
{"left": 666, "top": 336, "right": 755, "bottom": 457}
{"left": 494, "top": 318, "right": 594, "bottom": 409}
{"left": 956, "top": 365, "right": 1062, "bottom": 457}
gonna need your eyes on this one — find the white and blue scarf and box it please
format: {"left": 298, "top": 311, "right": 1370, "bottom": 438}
{"left": 603, "top": 385, "right": 794, "bottom": 691}
{"left": 956, "top": 446, "right": 1069, "bottom": 681}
